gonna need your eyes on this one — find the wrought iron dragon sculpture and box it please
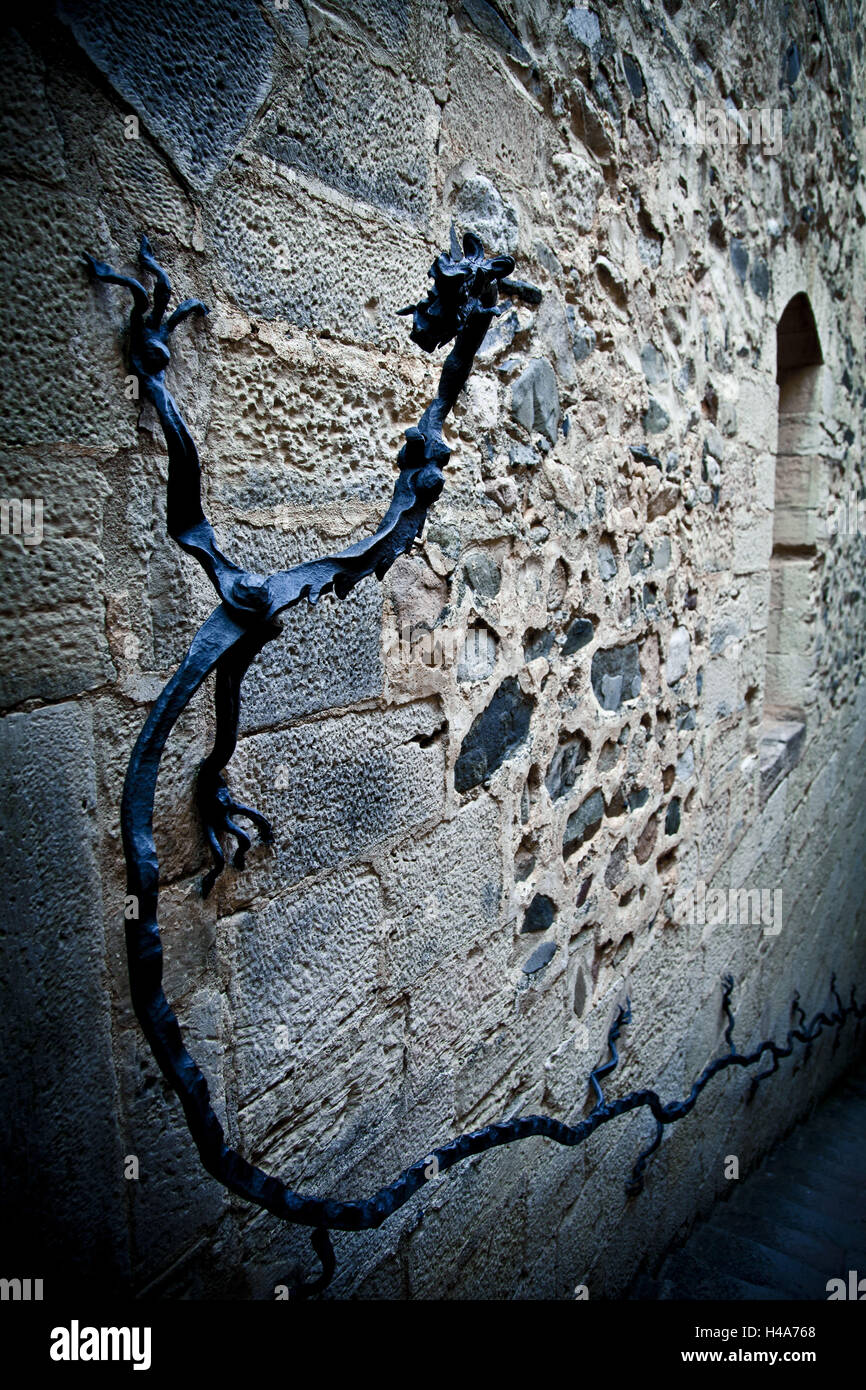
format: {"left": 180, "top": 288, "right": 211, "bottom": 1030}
{"left": 86, "top": 234, "right": 864, "bottom": 1297}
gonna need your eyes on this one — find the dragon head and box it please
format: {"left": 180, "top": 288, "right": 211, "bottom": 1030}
{"left": 399, "top": 229, "right": 515, "bottom": 352}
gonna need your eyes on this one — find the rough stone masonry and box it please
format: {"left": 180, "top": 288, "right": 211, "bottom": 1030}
{"left": 0, "top": 0, "right": 864, "bottom": 1299}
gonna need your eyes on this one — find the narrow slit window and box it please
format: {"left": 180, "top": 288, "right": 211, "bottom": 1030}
{"left": 760, "top": 293, "right": 823, "bottom": 800}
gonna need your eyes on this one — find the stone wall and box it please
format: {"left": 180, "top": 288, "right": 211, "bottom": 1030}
{"left": 1, "top": 0, "right": 864, "bottom": 1299}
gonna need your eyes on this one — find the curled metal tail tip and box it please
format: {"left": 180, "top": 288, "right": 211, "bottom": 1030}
{"left": 289, "top": 1228, "right": 336, "bottom": 1300}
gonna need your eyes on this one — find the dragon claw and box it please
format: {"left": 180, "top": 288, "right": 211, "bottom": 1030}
{"left": 197, "top": 770, "right": 272, "bottom": 896}
{"left": 84, "top": 235, "right": 208, "bottom": 346}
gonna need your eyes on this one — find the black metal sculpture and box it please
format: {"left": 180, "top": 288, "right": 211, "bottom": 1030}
{"left": 86, "top": 235, "right": 864, "bottom": 1298}
{"left": 85, "top": 230, "right": 516, "bottom": 891}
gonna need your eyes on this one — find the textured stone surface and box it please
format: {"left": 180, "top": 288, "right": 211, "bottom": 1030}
{"left": 591, "top": 643, "right": 642, "bottom": 710}
{"left": 237, "top": 702, "right": 445, "bottom": 889}
{"left": 643, "top": 397, "right": 671, "bottom": 434}
{"left": 665, "top": 626, "right": 691, "bottom": 685}
{"left": 545, "top": 733, "right": 590, "bottom": 800}
{"left": 227, "top": 867, "right": 381, "bottom": 1105}
{"left": 562, "top": 617, "right": 594, "bottom": 655}
{"left": 0, "top": 29, "right": 65, "bottom": 182}
{"left": 453, "top": 174, "right": 519, "bottom": 255}
{"left": 759, "top": 719, "right": 806, "bottom": 805}
{"left": 463, "top": 548, "right": 501, "bottom": 600}
{"left": 564, "top": 7, "right": 602, "bottom": 57}
{"left": 255, "top": 22, "right": 437, "bottom": 221}
{"left": 455, "top": 677, "right": 534, "bottom": 792}
{"left": 381, "top": 795, "right": 502, "bottom": 992}
{"left": 563, "top": 789, "right": 605, "bottom": 854}
{"left": 240, "top": 583, "right": 383, "bottom": 732}
{"left": 552, "top": 151, "right": 602, "bottom": 234}
{"left": 0, "top": 704, "right": 127, "bottom": 1283}
{"left": 207, "top": 161, "right": 432, "bottom": 340}
{"left": 457, "top": 623, "right": 498, "bottom": 682}
{"left": 641, "top": 343, "right": 668, "bottom": 386}
{"left": 57, "top": 0, "right": 275, "bottom": 191}
{"left": 0, "top": 451, "right": 115, "bottom": 706}
{"left": 510, "top": 358, "right": 560, "bottom": 443}
{"left": 598, "top": 539, "right": 618, "bottom": 582}
{"left": 462, "top": 0, "right": 530, "bottom": 65}
{"left": 522, "top": 892, "right": 556, "bottom": 933}
{"left": 523, "top": 939, "right": 557, "bottom": 973}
